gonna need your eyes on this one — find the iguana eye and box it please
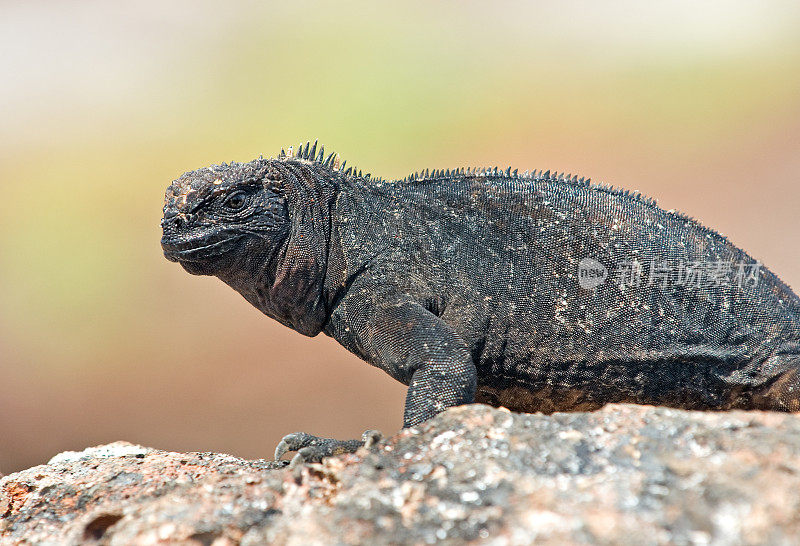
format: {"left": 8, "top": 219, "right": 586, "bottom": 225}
{"left": 223, "top": 191, "right": 248, "bottom": 211}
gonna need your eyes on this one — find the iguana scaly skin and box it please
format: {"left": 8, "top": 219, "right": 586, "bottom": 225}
{"left": 161, "top": 142, "right": 800, "bottom": 464}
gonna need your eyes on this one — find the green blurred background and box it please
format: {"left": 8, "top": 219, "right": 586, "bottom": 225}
{"left": 1, "top": 1, "right": 799, "bottom": 474}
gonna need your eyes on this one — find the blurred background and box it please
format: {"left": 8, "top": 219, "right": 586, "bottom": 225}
{"left": 1, "top": 0, "right": 799, "bottom": 474}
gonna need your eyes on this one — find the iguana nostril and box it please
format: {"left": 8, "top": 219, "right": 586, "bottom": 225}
{"left": 160, "top": 213, "right": 186, "bottom": 231}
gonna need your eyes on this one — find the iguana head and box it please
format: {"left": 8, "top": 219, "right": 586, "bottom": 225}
{"left": 161, "top": 159, "right": 289, "bottom": 276}
{"left": 161, "top": 144, "right": 342, "bottom": 335}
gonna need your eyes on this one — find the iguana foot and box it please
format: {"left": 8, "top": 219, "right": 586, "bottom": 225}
{"left": 274, "top": 430, "right": 383, "bottom": 469}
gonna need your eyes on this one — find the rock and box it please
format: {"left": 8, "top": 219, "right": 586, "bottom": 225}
{"left": 2, "top": 404, "right": 800, "bottom": 545}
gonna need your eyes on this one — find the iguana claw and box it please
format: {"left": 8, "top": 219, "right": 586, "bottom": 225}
{"left": 274, "top": 430, "right": 383, "bottom": 467}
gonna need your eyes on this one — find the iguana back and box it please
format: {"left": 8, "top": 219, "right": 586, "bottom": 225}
{"left": 326, "top": 170, "right": 800, "bottom": 413}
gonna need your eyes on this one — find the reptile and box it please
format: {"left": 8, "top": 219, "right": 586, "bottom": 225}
{"left": 160, "top": 141, "right": 800, "bottom": 465}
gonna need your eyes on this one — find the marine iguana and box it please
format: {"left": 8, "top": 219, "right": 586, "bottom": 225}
{"left": 161, "top": 141, "right": 800, "bottom": 465}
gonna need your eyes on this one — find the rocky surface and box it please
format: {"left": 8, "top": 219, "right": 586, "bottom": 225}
{"left": 3, "top": 404, "right": 800, "bottom": 545}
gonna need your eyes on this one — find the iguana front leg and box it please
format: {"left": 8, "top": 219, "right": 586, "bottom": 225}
{"left": 274, "top": 297, "right": 478, "bottom": 465}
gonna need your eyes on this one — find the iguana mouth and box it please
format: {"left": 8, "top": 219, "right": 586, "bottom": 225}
{"left": 161, "top": 235, "right": 244, "bottom": 262}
